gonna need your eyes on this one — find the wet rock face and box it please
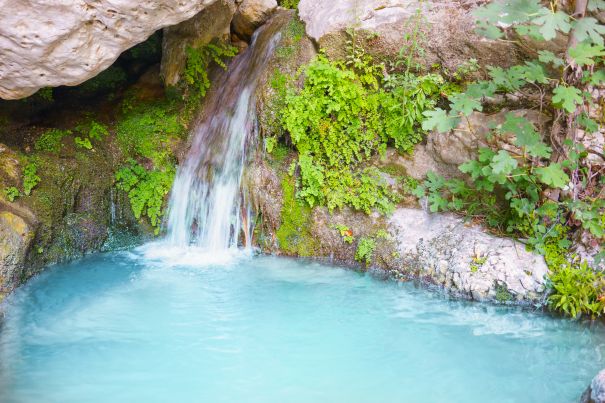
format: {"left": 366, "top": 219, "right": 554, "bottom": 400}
{"left": 0, "top": 210, "right": 35, "bottom": 300}
{"left": 161, "top": 0, "right": 236, "bottom": 87}
{"left": 232, "top": 0, "right": 278, "bottom": 39}
{"left": 297, "top": 0, "right": 520, "bottom": 72}
{"left": 0, "top": 0, "right": 228, "bottom": 99}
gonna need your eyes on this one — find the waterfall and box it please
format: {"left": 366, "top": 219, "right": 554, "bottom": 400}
{"left": 165, "top": 17, "right": 283, "bottom": 252}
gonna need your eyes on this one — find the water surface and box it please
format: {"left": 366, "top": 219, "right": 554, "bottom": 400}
{"left": 1, "top": 247, "right": 603, "bottom": 403}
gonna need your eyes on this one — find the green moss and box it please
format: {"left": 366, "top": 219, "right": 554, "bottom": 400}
{"left": 275, "top": 18, "right": 305, "bottom": 60}
{"left": 379, "top": 163, "right": 408, "bottom": 178}
{"left": 116, "top": 99, "right": 183, "bottom": 167}
{"left": 276, "top": 175, "right": 317, "bottom": 256}
{"left": 34, "top": 129, "right": 71, "bottom": 153}
{"left": 277, "top": 0, "right": 299, "bottom": 9}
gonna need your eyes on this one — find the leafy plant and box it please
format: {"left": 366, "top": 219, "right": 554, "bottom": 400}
{"left": 548, "top": 261, "right": 605, "bottom": 318}
{"left": 74, "top": 136, "right": 93, "bottom": 150}
{"left": 184, "top": 42, "right": 238, "bottom": 98}
{"left": 115, "top": 161, "right": 175, "bottom": 233}
{"left": 277, "top": 0, "right": 299, "bottom": 9}
{"left": 34, "top": 129, "right": 71, "bottom": 153}
{"left": 276, "top": 175, "right": 317, "bottom": 256}
{"left": 4, "top": 187, "right": 19, "bottom": 202}
{"left": 355, "top": 237, "right": 376, "bottom": 266}
{"left": 281, "top": 53, "right": 441, "bottom": 214}
{"left": 23, "top": 161, "right": 41, "bottom": 196}
{"left": 335, "top": 224, "right": 355, "bottom": 244}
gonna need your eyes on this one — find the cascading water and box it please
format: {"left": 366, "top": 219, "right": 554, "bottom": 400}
{"left": 165, "top": 17, "right": 284, "bottom": 251}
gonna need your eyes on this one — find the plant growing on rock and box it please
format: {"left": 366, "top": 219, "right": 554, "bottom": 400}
{"left": 280, "top": 50, "right": 443, "bottom": 214}
{"left": 355, "top": 237, "right": 376, "bottom": 266}
{"left": 34, "top": 129, "right": 71, "bottom": 153}
{"left": 184, "top": 42, "right": 238, "bottom": 99}
{"left": 414, "top": 0, "right": 605, "bottom": 316}
{"left": 4, "top": 186, "right": 20, "bottom": 202}
{"left": 23, "top": 161, "right": 41, "bottom": 196}
{"left": 115, "top": 161, "right": 175, "bottom": 234}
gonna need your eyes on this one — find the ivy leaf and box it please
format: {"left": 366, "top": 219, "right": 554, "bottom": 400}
{"left": 588, "top": 0, "right": 605, "bottom": 12}
{"left": 538, "top": 50, "right": 564, "bottom": 68}
{"left": 422, "top": 109, "right": 460, "bottom": 133}
{"left": 519, "top": 61, "right": 550, "bottom": 84}
{"left": 476, "top": 21, "right": 505, "bottom": 39}
{"left": 571, "top": 17, "right": 605, "bottom": 45}
{"left": 490, "top": 150, "right": 518, "bottom": 175}
{"left": 532, "top": 9, "right": 571, "bottom": 40}
{"left": 568, "top": 42, "right": 605, "bottom": 66}
{"left": 552, "top": 85, "right": 583, "bottom": 113}
{"left": 578, "top": 113, "right": 599, "bottom": 133}
{"left": 526, "top": 142, "right": 552, "bottom": 159}
{"left": 460, "top": 160, "right": 483, "bottom": 180}
{"left": 502, "top": 113, "right": 541, "bottom": 147}
{"left": 449, "top": 93, "right": 483, "bottom": 115}
{"left": 584, "top": 69, "right": 605, "bottom": 85}
{"left": 465, "top": 81, "right": 497, "bottom": 99}
{"left": 536, "top": 163, "right": 569, "bottom": 188}
{"left": 488, "top": 66, "right": 525, "bottom": 91}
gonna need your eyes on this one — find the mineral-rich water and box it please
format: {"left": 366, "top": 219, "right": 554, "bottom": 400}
{"left": 165, "top": 17, "right": 282, "bottom": 251}
{"left": 1, "top": 249, "right": 604, "bottom": 403}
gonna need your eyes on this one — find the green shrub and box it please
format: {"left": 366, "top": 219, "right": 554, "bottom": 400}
{"left": 34, "top": 129, "right": 71, "bottom": 153}
{"left": 281, "top": 54, "right": 441, "bottom": 214}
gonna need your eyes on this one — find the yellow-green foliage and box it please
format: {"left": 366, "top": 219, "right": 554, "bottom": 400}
{"left": 115, "top": 98, "right": 184, "bottom": 232}
{"left": 276, "top": 175, "right": 317, "bottom": 256}
{"left": 281, "top": 55, "right": 442, "bottom": 214}
{"left": 184, "top": 42, "right": 238, "bottom": 99}
{"left": 116, "top": 100, "right": 183, "bottom": 167}
{"left": 355, "top": 237, "right": 376, "bottom": 266}
{"left": 115, "top": 161, "right": 175, "bottom": 234}
{"left": 277, "top": 0, "right": 299, "bottom": 9}
{"left": 23, "top": 161, "right": 41, "bottom": 196}
{"left": 34, "top": 129, "right": 71, "bottom": 153}
{"left": 545, "top": 241, "right": 605, "bottom": 318}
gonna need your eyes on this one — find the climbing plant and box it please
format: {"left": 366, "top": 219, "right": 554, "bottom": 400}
{"left": 411, "top": 0, "right": 605, "bottom": 316}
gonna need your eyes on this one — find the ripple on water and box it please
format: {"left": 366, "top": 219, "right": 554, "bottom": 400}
{"left": 0, "top": 250, "right": 604, "bottom": 403}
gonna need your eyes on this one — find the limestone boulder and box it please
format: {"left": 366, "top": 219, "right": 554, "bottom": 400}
{"left": 232, "top": 0, "right": 278, "bottom": 39}
{"left": 0, "top": 0, "right": 230, "bottom": 100}
{"left": 297, "top": 0, "right": 521, "bottom": 72}
{"left": 581, "top": 369, "right": 605, "bottom": 403}
{"left": 388, "top": 208, "right": 549, "bottom": 302}
{"left": 0, "top": 209, "right": 35, "bottom": 300}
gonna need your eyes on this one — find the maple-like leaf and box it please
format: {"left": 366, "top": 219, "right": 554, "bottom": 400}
{"left": 536, "top": 163, "right": 569, "bottom": 188}
{"left": 532, "top": 9, "right": 571, "bottom": 40}
{"left": 552, "top": 86, "right": 583, "bottom": 113}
